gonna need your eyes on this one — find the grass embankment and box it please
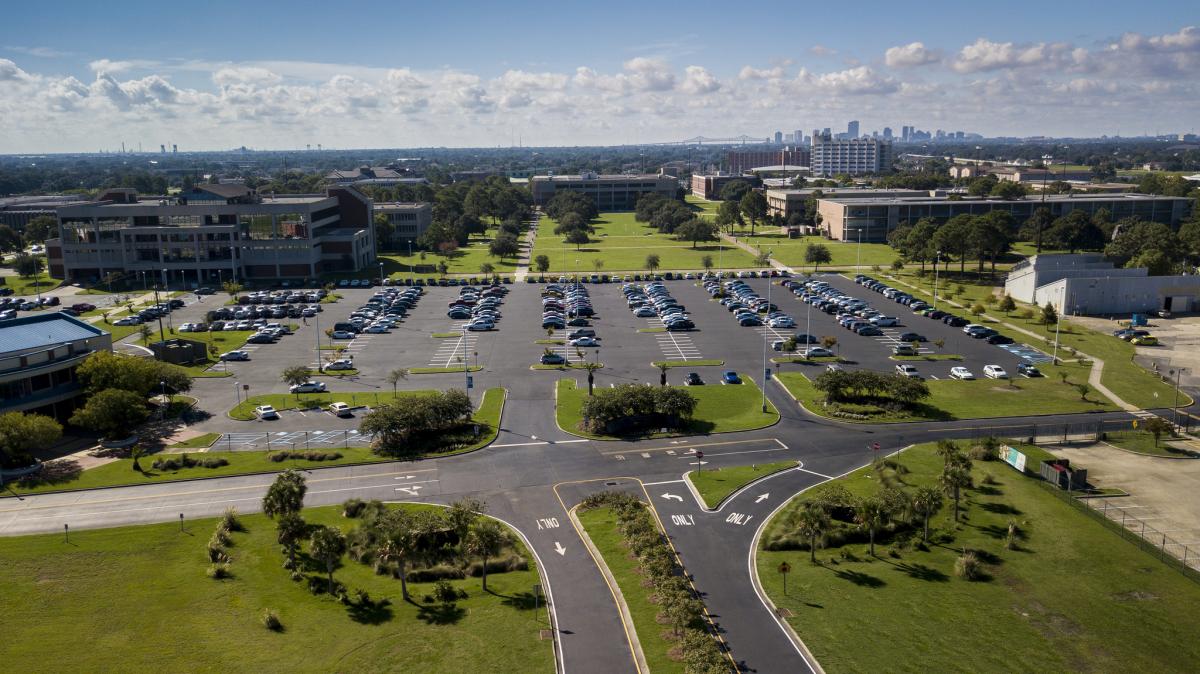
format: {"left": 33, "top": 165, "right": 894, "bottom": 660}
{"left": 757, "top": 442, "right": 1200, "bottom": 672}
{"left": 380, "top": 233, "right": 520, "bottom": 277}
{"left": 576, "top": 506, "right": 684, "bottom": 674}
{"left": 556, "top": 378, "right": 778, "bottom": 439}
{"left": 776, "top": 362, "right": 1116, "bottom": 423}
{"left": 532, "top": 212, "right": 758, "bottom": 272}
{"left": 169, "top": 432, "right": 221, "bottom": 449}
{"left": 0, "top": 272, "right": 62, "bottom": 296}
{"left": 308, "top": 368, "right": 360, "bottom": 377}
{"left": 882, "top": 270, "right": 1188, "bottom": 410}
{"left": 687, "top": 462, "right": 797, "bottom": 509}
{"left": 652, "top": 359, "right": 724, "bottom": 368}
{"left": 1103, "top": 430, "right": 1199, "bottom": 458}
{"left": 432, "top": 332, "right": 461, "bottom": 338}
{"left": 0, "top": 504, "right": 553, "bottom": 672}
{"left": 889, "top": 354, "right": 965, "bottom": 362}
{"left": 532, "top": 363, "right": 606, "bottom": 371}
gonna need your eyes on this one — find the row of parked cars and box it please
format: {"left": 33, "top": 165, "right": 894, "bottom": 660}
{"left": 108, "top": 298, "right": 188, "bottom": 326}
{"left": 625, "top": 282, "right": 694, "bottom": 331}
{"left": 1112, "top": 327, "right": 1158, "bottom": 346}
{"left": 237, "top": 289, "right": 328, "bottom": 305}
{"left": 332, "top": 286, "right": 425, "bottom": 338}
{"left": 852, "top": 275, "right": 1019, "bottom": 345}
{"left": 448, "top": 285, "right": 507, "bottom": 331}
{"left": 541, "top": 283, "right": 594, "bottom": 330}
{"left": 715, "top": 279, "right": 791, "bottom": 329}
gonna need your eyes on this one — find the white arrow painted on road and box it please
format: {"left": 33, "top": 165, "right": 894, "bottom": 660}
{"left": 661, "top": 493, "right": 684, "bottom": 502}
{"left": 395, "top": 486, "right": 422, "bottom": 496}
{"left": 394, "top": 475, "right": 417, "bottom": 480}
{"left": 554, "top": 542, "right": 567, "bottom": 555}
{"left": 756, "top": 493, "right": 770, "bottom": 503}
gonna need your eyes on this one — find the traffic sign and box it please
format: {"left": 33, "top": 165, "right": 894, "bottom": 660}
{"left": 764, "top": 368, "right": 772, "bottom": 381}
{"left": 1132, "top": 419, "right": 1139, "bottom": 429}
{"left": 466, "top": 375, "right": 474, "bottom": 389}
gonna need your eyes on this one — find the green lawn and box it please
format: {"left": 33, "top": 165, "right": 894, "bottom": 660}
{"left": 684, "top": 194, "right": 721, "bottom": 216}
{"left": 734, "top": 233, "right": 898, "bottom": 269}
{"left": 0, "top": 272, "right": 62, "bottom": 296}
{"left": 577, "top": 506, "right": 683, "bottom": 674}
{"left": 139, "top": 327, "right": 256, "bottom": 350}
{"left": 687, "top": 461, "right": 797, "bottom": 509}
{"left": 380, "top": 232, "right": 519, "bottom": 278}
{"left": 555, "top": 378, "right": 778, "bottom": 439}
{"left": 0, "top": 504, "right": 554, "bottom": 673}
{"left": 532, "top": 212, "right": 758, "bottom": 272}
{"left": 882, "top": 270, "right": 1188, "bottom": 410}
{"left": 757, "top": 442, "right": 1200, "bottom": 673}
{"left": 1103, "top": 430, "right": 1199, "bottom": 458}
{"left": 169, "top": 432, "right": 221, "bottom": 449}
{"left": 652, "top": 359, "right": 724, "bottom": 368}
{"left": 889, "top": 354, "right": 965, "bottom": 361}
{"left": 776, "top": 362, "right": 1117, "bottom": 422}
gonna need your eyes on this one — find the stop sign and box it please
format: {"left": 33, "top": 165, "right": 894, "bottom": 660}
{"left": 696, "top": 451, "right": 704, "bottom": 459}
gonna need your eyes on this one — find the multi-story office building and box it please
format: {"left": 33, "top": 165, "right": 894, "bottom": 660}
{"left": 725, "top": 148, "right": 810, "bottom": 174}
{"left": 530, "top": 173, "right": 677, "bottom": 210}
{"left": 47, "top": 184, "right": 376, "bottom": 285}
{"left": 765, "top": 188, "right": 935, "bottom": 219}
{"left": 374, "top": 202, "right": 433, "bottom": 243}
{"left": 326, "top": 166, "right": 426, "bottom": 187}
{"left": 816, "top": 193, "right": 1192, "bottom": 242}
{"left": 690, "top": 174, "right": 763, "bottom": 200}
{"left": 847, "top": 121, "right": 860, "bottom": 139}
{"left": 0, "top": 312, "right": 112, "bottom": 420}
{"left": 0, "top": 195, "right": 94, "bottom": 231}
{"left": 810, "top": 133, "right": 894, "bottom": 177}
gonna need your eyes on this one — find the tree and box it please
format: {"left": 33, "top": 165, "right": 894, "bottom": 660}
{"left": 855, "top": 496, "right": 886, "bottom": 556}
{"left": 22, "top": 215, "right": 55, "bottom": 245}
{"left": 701, "top": 255, "right": 714, "bottom": 273}
{"left": 12, "top": 253, "right": 44, "bottom": 280}
{"left": 69, "top": 388, "right": 148, "bottom": 440}
{"left": 592, "top": 259, "right": 604, "bottom": 273}
{"left": 804, "top": 243, "right": 832, "bottom": 271}
{"left": 820, "top": 335, "right": 838, "bottom": 353}
{"left": 795, "top": 502, "right": 830, "bottom": 563}
{"left": 1022, "top": 207, "right": 1054, "bottom": 253}
{"left": 262, "top": 469, "right": 307, "bottom": 519}
{"left": 437, "top": 261, "right": 449, "bottom": 276}
{"left": 565, "top": 228, "right": 589, "bottom": 250}
{"left": 309, "top": 526, "right": 347, "bottom": 595}
{"left": 1040, "top": 302, "right": 1058, "bottom": 326}
{"left": 360, "top": 389, "right": 474, "bottom": 457}
{"left": 281, "top": 364, "right": 311, "bottom": 393}
{"left": 465, "top": 519, "right": 505, "bottom": 591}
{"left": 674, "top": 218, "right": 718, "bottom": 248}
{"left": 718, "top": 179, "right": 752, "bottom": 202}
{"left": 276, "top": 512, "right": 307, "bottom": 570}
{"left": 1046, "top": 210, "right": 1104, "bottom": 253}
{"left": 0, "top": 411, "right": 62, "bottom": 468}
{"left": 385, "top": 368, "right": 409, "bottom": 396}
{"left": 580, "top": 361, "right": 604, "bottom": 395}
{"left": 739, "top": 191, "right": 768, "bottom": 235}
{"left": 488, "top": 234, "right": 520, "bottom": 260}
{"left": 911, "top": 486, "right": 943, "bottom": 543}
{"left": 933, "top": 215, "right": 975, "bottom": 273}
{"left": 990, "top": 181, "right": 1027, "bottom": 200}
{"left": 446, "top": 497, "right": 486, "bottom": 544}
{"left": 645, "top": 254, "right": 661, "bottom": 274}
{"left": 1105, "top": 220, "right": 1184, "bottom": 275}
{"left": 479, "top": 262, "right": 496, "bottom": 278}
{"left": 376, "top": 509, "right": 421, "bottom": 601}
{"left": 1143, "top": 416, "right": 1173, "bottom": 446}
{"left": 0, "top": 225, "right": 22, "bottom": 253}
{"left": 534, "top": 254, "right": 551, "bottom": 273}
{"left": 998, "top": 295, "right": 1016, "bottom": 313}
{"left": 715, "top": 200, "right": 744, "bottom": 233}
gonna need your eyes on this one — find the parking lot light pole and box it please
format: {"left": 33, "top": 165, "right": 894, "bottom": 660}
{"left": 314, "top": 311, "right": 322, "bottom": 372}
{"left": 932, "top": 250, "right": 942, "bottom": 310}
{"left": 762, "top": 250, "right": 773, "bottom": 413}
{"left": 462, "top": 325, "right": 469, "bottom": 391}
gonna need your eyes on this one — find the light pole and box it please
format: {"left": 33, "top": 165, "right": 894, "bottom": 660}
{"left": 378, "top": 261, "right": 384, "bottom": 286}
{"left": 856, "top": 228, "right": 863, "bottom": 270}
{"left": 804, "top": 292, "right": 812, "bottom": 360}
{"left": 761, "top": 250, "right": 773, "bottom": 413}
{"left": 408, "top": 240, "right": 414, "bottom": 282}
{"left": 1171, "top": 367, "right": 1186, "bottom": 428}
{"left": 932, "top": 250, "right": 942, "bottom": 309}
{"left": 314, "top": 311, "right": 322, "bottom": 372}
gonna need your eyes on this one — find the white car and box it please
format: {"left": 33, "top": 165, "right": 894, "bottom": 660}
{"left": 289, "top": 381, "right": 327, "bottom": 394}
{"left": 177, "top": 322, "right": 196, "bottom": 332}
{"left": 325, "top": 359, "right": 354, "bottom": 371}
{"left": 331, "top": 330, "right": 356, "bottom": 339}
{"left": 983, "top": 365, "right": 1009, "bottom": 379}
{"left": 801, "top": 347, "right": 834, "bottom": 358}
{"left": 329, "top": 402, "right": 352, "bottom": 417}
{"left": 254, "top": 405, "right": 279, "bottom": 420}
{"left": 871, "top": 316, "right": 898, "bottom": 326}
{"left": 113, "top": 316, "right": 143, "bottom": 326}
{"left": 219, "top": 350, "right": 250, "bottom": 361}
{"left": 569, "top": 336, "right": 598, "bottom": 347}
{"left": 949, "top": 366, "right": 975, "bottom": 380}
{"left": 895, "top": 364, "right": 921, "bottom": 378}
{"left": 769, "top": 317, "right": 796, "bottom": 328}
{"left": 466, "top": 321, "right": 493, "bottom": 331}
{"left": 364, "top": 325, "right": 390, "bottom": 334}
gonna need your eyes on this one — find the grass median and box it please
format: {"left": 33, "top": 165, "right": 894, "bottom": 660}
{"left": 686, "top": 461, "right": 797, "bottom": 509}
{"left": 410, "top": 366, "right": 484, "bottom": 374}
{"left": 0, "top": 504, "right": 554, "bottom": 672}
{"left": 555, "top": 378, "right": 778, "bottom": 439}
{"left": 1102, "top": 430, "right": 1199, "bottom": 458}
{"left": 776, "top": 362, "right": 1117, "bottom": 423}
{"left": 756, "top": 442, "right": 1200, "bottom": 672}
{"left": 652, "top": 359, "right": 725, "bottom": 368}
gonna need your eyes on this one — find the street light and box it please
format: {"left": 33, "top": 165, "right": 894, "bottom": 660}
{"left": 761, "top": 249, "right": 773, "bottom": 413}
{"left": 932, "top": 250, "right": 943, "bottom": 310}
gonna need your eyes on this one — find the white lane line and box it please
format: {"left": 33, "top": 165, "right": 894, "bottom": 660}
{"left": 642, "top": 479, "right": 687, "bottom": 486}
{"left": 795, "top": 466, "right": 835, "bottom": 479}
{"left": 490, "top": 441, "right": 550, "bottom": 448}
{"left": 674, "top": 447, "right": 787, "bottom": 458}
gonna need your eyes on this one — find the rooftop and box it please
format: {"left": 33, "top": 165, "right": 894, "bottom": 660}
{"left": 532, "top": 173, "right": 669, "bottom": 182}
{"left": 0, "top": 312, "right": 107, "bottom": 355}
{"left": 821, "top": 193, "right": 1190, "bottom": 206}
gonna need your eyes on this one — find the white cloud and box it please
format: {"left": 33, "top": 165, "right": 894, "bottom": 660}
{"left": 88, "top": 58, "right": 160, "bottom": 75}
{"left": 739, "top": 65, "right": 785, "bottom": 80}
{"left": 622, "top": 57, "right": 675, "bottom": 91}
{"left": 679, "top": 66, "right": 720, "bottom": 94}
{"left": 212, "top": 66, "right": 282, "bottom": 87}
{"left": 807, "top": 66, "right": 899, "bottom": 95}
{"left": 0, "top": 58, "right": 32, "bottom": 81}
{"left": 809, "top": 45, "right": 836, "bottom": 57}
{"left": 1115, "top": 26, "right": 1200, "bottom": 53}
{"left": 885, "top": 42, "right": 941, "bottom": 68}
{"left": 6, "top": 45, "right": 71, "bottom": 58}
{"left": 952, "top": 38, "right": 1079, "bottom": 73}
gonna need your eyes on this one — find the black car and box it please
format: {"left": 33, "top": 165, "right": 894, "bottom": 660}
{"left": 898, "top": 332, "right": 927, "bottom": 342}
{"left": 1017, "top": 363, "right": 1043, "bottom": 377}
{"left": 567, "top": 317, "right": 590, "bottom": 326}
{"left": 943, "top": 316, "right": 969, "bottom": 327}
{"left": 684, "top": 372, "right": 704, "bottom": 385}
{"left": 986, "top": 334, "right": 1014, "bottom": 345}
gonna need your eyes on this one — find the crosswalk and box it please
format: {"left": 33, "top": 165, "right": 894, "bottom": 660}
{"left": 216, "top": 429, "right": 372, "bottom": 450}
{"left": 653, "top": 327, "right": 702, "bottom": 361}
{"left": 429, "top": 328, "right": 476, "bottom": 368}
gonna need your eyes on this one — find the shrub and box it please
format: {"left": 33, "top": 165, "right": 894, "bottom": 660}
{"left": 269, "top": 450, "right": 344, "bottom": 463}
{"left": 151, "top": 454, "right": 228, "bottom": 470}
{"left": 466, "top": 553, "right": 528, "bottom": 577}
{"left": 261, "top": 609, "right": 283, "bottom": 631}
{"left": 220, "top": 507, "right": 244, "bottom": 532}
{"left": 955, "top": 549, "right": 982, "bottom": 580}
{"left": 342, "top": 498, "right": 366, "bottom": 518}
{"left": 210, "top": 528, "right": 231, "bottom": 548}
{"left": 207, "top": 540, "right": 229, "bottom": 563}
{"left": 1005, "top": 520, "right": 1020, "bottom": 550}
{"left": 207, "top": 563, "right": 231, "bottom": 579}
{"left": 201, "top": 457, "right": 228, "bottom": 468}
{"left": 432, "top": 579, "right": 466, "bottom": 603}
{"left": 407, "top": 564, "right": 467, "bottom": 582}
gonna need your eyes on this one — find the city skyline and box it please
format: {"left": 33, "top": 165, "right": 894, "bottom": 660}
{"left": 0, "top": 1, "right": 1197, "bottom": 152}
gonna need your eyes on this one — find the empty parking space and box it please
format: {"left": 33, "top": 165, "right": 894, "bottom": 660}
{"left": 654, "top": 328, "right": 703, "bottom": 360}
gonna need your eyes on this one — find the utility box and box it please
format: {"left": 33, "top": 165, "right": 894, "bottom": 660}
{"left": 1040, "top": 459, "right": 1087, "bottom": 491}
{"left": 1130, "top": 314, "right": 1148, "bottom": 327}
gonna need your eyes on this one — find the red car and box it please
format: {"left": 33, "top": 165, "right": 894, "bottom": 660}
{"left": 70, "top": 303, "right": 96, "bottom": 312}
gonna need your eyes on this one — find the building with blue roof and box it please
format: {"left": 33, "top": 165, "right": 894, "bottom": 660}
{"left": 0, "top": 312, "right": 112, "bottom": 419}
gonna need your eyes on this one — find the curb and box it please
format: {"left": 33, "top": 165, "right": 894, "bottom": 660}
{"left": 683, "top": 461, "right": 801, "bottom": 512}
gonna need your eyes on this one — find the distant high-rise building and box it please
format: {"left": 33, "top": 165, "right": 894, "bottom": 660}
{"left": 847, "top": 120, "right": 860, "bottom": 139}
{"left": 822, "top": 127, "right": 831, "bottom": 137}
{"left": 811, "top": 131, "right": 893, "bottom": 177}
{"left": 794, "top": 129, "right": 803, "bottom": 146}
{"left": 171, "top": 144, "right": 177, "bottom": 153}
{"left": 726, "top": 147, "right": 810, "bottom": 173}
{"left": 160, "top": 144, "right": 166, "bottom": 154}
{"left": 883, "top": 127, "right": 893, "bottom": 140}
{"left": 774, "top": 131, "right": 783, "bottom": 144}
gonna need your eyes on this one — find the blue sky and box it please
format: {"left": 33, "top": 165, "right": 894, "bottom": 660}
{"left": 1, "top": 1, "right": 1197, "bottom": 151}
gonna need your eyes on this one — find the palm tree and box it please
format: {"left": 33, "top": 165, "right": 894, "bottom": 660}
{"left": 855, "top": 496, "right": 886, "bottom": 556}
{"left": 795, "top": 502, "right": 830, "bottom": 563}
{"left": 385, "top": 368, "right": 409, "bottom": 397}
{"left": 377, "top": 510, "right": 419, "bottom": 601}
{"left": 580, "top": 361, "right": 603, "bottom": 395}
{"left": 309, "top": 526, "right": 347, "bottom": 595}
{"left": 262, "top": 469, "right": 307, "bottom": 519}
{"left": 645, "top": 254, "right": 661, "bottom": 275}
{"left": 940, "top": 463, "right": 972, "bottom": 523}
{"left": 276, "top": 512, "right": 307, "bottom": 569}
{"left": 911, "top": 486, "right": 943, "bottom": 542}
{"left": 659, "top": 362, "right": 669, "bottom": 387}
{"left": 465, "top": 519, "right": 505, "bottom": 591}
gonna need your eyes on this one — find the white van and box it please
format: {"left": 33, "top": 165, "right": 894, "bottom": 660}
{"left": 329, "top": 402, "right": 352, "bottom": 417}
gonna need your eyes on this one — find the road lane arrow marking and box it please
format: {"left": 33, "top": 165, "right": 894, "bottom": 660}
{"left": 661, "top": 493, "right": 684, "bottom": 502}
{"left": 554, "top": 542, "right": 566, "bottom": 555}
{"left": 395, "top": 486, "right": 422, "bottom": 496}
{"left": 394, "top": 475, "right": 417, "bottom": 480}
{"left": 756, "top": 493, "right": 770, "bottom": 503}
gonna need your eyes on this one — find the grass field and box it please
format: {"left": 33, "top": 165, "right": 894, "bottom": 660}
{"left": 652, "top": 359, "right": 724, "bottom": 368}
{"left": 556, "top": 378, "right": 778, "bottom": 439}
{"left": 1103, "top": 430, "right": 1198, "bottom": 458}
{"left": 380, "top": 233, "right": 519, "bottom": 278}
{"left": 169, "top": 432, "right": 220, "bottom": 449}
{"left": 577, "top": 506, "right": 683, "bottom": 674}
{"left": 757, "top": 442, "right": 1200, "bottom": 673}
{"left": 881, "top": 270, "right": 1187, "bottom": 410}
{"left": 532, "top": 212, "right": 758, "bottom": 272}
{"left": 686, "top": 461, "right": 797, "bottom": 509}
{"left": 0, "top": 504, "right": 554, "bottom": 673}
{"left": 776, "top": 361, "right": 1117, "bottom": 422}
{"left": 0, "top": 271, "right": 62, "bottom": 296}
{"left": 734, "top": 233, "right": 899, "bottom": 269}
{"left": 139, "top": 327, "right": 256, "bottom": 350}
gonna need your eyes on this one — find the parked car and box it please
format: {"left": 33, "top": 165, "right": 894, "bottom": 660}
{"left": 949, "top": 366, "right": 975, "bottom": 380}
{"left": 898, "top": 332, "right": 927, "bottom": 342}
{"left": 892, "top": 344, "right": 918, "bottom": 356}
{"left": 1017, "top": 363, "right": 1043, "bottom": 377}
{"left": 569, "top": 336, "right": 598, "bottom": 347}
{"left": 330, "top": 330, "right": 356, "bottom": 339}
{"left": 801, "top": 347, "right": 834, "bottom": 358}
{"left": 684, "top": 372, "right": 704, "bottom": 386}
{"left": 325, "top": 359, "right": 354, "bottom": 371}
{"left": 1131, "top": 335, "right": 1159, "bottom": 346}
{"left": 254, "top": 405, "right": 279, "bottom": 420}
{"left": 290, "top": 381, "right": 327, "bottom": 394}
{"left": 219, "top": 350, "right": 250, "bottom": 361}
{"left": 722, "top": 370, "right": 742, "bottom": 384}
{"left": 986, "top": 334, "right": 1014, "bottom": 345}
{"left": 895, "top": 364, "right": 921, "bottom": 378}
{"left": 983, "top": 365, "right": 1009, "bottom": 379}
{"left": 329, "top": 402, "right": 352, "bottom": 417}
{"left": 113, "top": 316, "right": 143, "bottom": 326}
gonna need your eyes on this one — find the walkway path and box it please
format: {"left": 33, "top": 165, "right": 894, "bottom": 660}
{"left": 720, "top": 233, "right": 793, "bottom": 274}
{"left": 513, "top": 213, "right": 538, "bottom": 281}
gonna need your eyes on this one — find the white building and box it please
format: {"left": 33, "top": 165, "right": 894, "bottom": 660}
{"left": 1005, "top": 254, "right": 1200, "bottom": 315}
{"left": 811, "top": 132, "right": 893, "bottom": 177}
